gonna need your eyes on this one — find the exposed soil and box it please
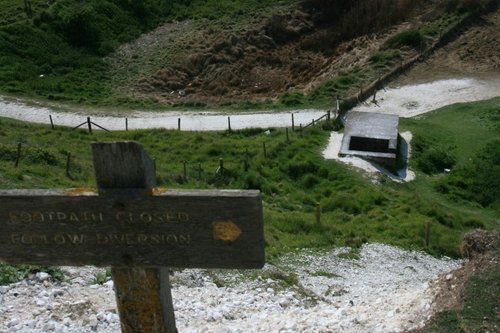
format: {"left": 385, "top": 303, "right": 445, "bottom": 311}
{"left": 408, "top": 230, "right": 499, "bottom": 333}
{"left": 106, "top": 3, "right": 499, "bottom": 106}
{"left": 394, "top": 5, "right": 500, "bottom": 85}
{"left": 106, "top": 3, "right": 425, "bottom": 105}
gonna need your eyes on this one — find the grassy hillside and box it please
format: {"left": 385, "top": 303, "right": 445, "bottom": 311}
{"left": 1, "top": 0, "right": 494, "bottom": 108}
{"left": 0, "top": 98, "right": 498, "bottom": 266}
{"left": 0, "top": 0, "right": 295, "bottom": 105}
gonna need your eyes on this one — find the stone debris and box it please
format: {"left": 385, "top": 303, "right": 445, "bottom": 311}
{"left": 0, "top": 243, "right": 461, "bottom": 333}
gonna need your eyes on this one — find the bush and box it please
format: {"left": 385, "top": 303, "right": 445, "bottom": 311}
{"left": 0, "top": 144, "right": 17, "bottom": 161}
{"left": 416, "top": 147, "right": 456, "bottom": 174}
{"left": 441, "top": 140, "right": 500, "bottom": 207}
{"left": 26, "top": 148, "right": 58, "bottom": 165}
{"left": 386, "top": 29, "right": 425, "bottom": 49}
{"left": 286, "top": 161, "right": 319, "bottom": 180}
{"left": 280, "top": 92, "right": 305, "bottom": 106}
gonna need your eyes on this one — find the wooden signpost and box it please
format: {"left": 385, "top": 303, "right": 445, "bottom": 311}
{"left": 0, "top": 141, "right": 265, "bottom": 332}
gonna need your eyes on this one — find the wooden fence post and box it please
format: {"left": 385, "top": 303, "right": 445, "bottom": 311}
{"left": 316, "top": 203, "right": 322, "bottom": 226}
{"left": 425, "top": 221, "right": 431, "bottom": 248}
{"left": 244, "top": 148, "right": 249, "bottom": 172}
{"left": 65, "top": 153, "right": 71, "bottom": 178}
{"left": 291, "top": 113, "right": 295, "bottom": 131}
{"left": 91, "top": 142, "right": 177, "bottom": 333}
{"left": 87, "top": 117, "right": 93, "bottom": 134}
{"left": 178, "top": 118, "right": 181, "bottom": 131}
{"left": 14, "top": 143, "right": 22, "bottom": 168}
{"left": 49, "top": 115, "right": 54, "bottom": 130}
{"left": 126, "top": 118, "right": 128, "bottom": 131}
{"left": 219, "top": 158, "right": 224, "bottom": 176}
{"left": 228, "top": 117, "right": 231, "bottom": 132}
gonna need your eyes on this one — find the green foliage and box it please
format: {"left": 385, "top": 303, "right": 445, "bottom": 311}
{"left": 415, "top": 146, "right": 456, "bottom": 174}
{"left": 280, "top": 92, "right": 305, "bottom": 107}
{"left": 385, "top": 29, "right": 425, "bottom": 49}
{"left": 369, "top": 50, "right": 401, "bottom": 69}
{"left": 91, "top": 267, "right": 112, "bottom": 285}
{"left": 0, "top": 264, "right": 63, "bottom": 285}
{"left": 0, "top": 99, "right": 498, "bottom": 278}
{"left": 441, "top": 140, "right": 500, "bottom": 208}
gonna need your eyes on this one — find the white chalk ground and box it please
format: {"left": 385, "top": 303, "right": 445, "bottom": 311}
{"left": 0, "top": 244, "right": 462, "bottom": 333}
{"left": 351, "top": 77, "right": 500, "bottom": 117}
{"left": 1, "top": 78, "right": 498, "bottom": 130}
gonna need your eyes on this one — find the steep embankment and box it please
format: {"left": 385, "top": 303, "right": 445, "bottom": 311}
{"left": 2, "top": 0, "right": 497, "bottom": 108}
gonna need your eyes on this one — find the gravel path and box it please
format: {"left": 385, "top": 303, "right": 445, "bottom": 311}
{"left": 0, "top": 244, "right": 461, "bottom": 333}
{"left": 1, "top": 78, "right": 498, "bottom": 131}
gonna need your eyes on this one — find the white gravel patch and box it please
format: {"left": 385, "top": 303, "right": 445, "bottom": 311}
{"left": 0, "top": 98, "right": 324, "bottom": 131}
{"left": 0, "top": 78, "right": 497, "bottom": 131}
{"left": 352, "top": 78, "right": 500, "bottom": 117}
{"left": 0, "top": 244, "right": 461, "bottom": 333}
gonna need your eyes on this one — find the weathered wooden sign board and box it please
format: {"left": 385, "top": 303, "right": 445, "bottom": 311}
{"left": 0, "top": 188, "right": 264, "bottom": 268}
{"left": 0, "top": 141, "right": 265, "bottom": 333}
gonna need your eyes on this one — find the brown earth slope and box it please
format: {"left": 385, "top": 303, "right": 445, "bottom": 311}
{"left": 106, "top": 1, "right": 499, "bottom": 106}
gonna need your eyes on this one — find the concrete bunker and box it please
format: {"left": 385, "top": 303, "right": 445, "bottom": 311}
{"left": 340, "top": 112, "right": 399, "bottom": 165}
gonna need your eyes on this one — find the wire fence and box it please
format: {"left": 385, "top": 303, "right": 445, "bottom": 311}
{"left": 0, "top": 111, "right": 334, "bottom": 184}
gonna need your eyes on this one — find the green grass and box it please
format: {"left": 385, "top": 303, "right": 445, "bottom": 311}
{"left": 402, "top": 97, "right": 500, "bottom": 210}
{"left": 0, "top": 0, "right": 484, "bottom": 110}
{"left": 0, "top": 98, "right": 498, "bottom": 280}
{"left": 0, "top": 0, "right": 297, "bottom": 107}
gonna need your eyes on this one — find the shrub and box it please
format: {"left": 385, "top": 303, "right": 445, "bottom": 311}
{"left": 26, "top": 148, "right": 58, "bottom": 165}
{"left": 280, "top": 92, "right": 305, "bottom": 107}
{"left": 286, "top": 161, "right": 319, "bottom": 180}
{"left": 0, "top": 144, "right": 17, "bottom": 161}
{"left": 416, "top": 147, "right": 456, "bottom": 174}
{"left": 441, "top": 140, "right": 500, "bottom": 207}
{"left": 386, "top": 29, "right": 425, "bottom": 49}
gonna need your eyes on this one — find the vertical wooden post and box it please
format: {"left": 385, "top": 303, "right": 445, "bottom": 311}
{"left": 291, "top": 113, "right": 295, "bottom": 131}
{"left": 14, "top": 143, "right": 22, "bottom": 168}
{"left": 178, "top": 118, "right": 181, "bottom": 131}
{"left": 87, "top": 117, "right": 92, "bottom": 134}
{"left": 65, "top": 153, "right": 71, "bottom": 178}
{"left": 262, "top": 142, "right": 267, "bottom": 158}
{"left": 228, "top": 117, "right": 231, "bottom": 132}
{"left": 316, "top": 203, "right": 322, "bottom": 226}
{"left": 126, "top": 118, "right": 128, "bottom": 131}
{"left": 327, "top": 110, "right": 331, "bottom": 122}
{"left": 425, "top": 221, "right": 431, "bottom": 248}
{"left": 372, "top": 90, "right": 377, "bottom": 103}
{"left": 244, "top": 148, "right": 249, "bottom": 172}
{"left": 91, "top": 142, "right": 177, "bottom": 333}
{"left": 312, "top": 118, "right": 315, "bottom": 126}
{"left": 219, "top": 158, "right": 224, "bottom": 176}
{"left": 49, "top": 115, "right": 54, "bottom": 130}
